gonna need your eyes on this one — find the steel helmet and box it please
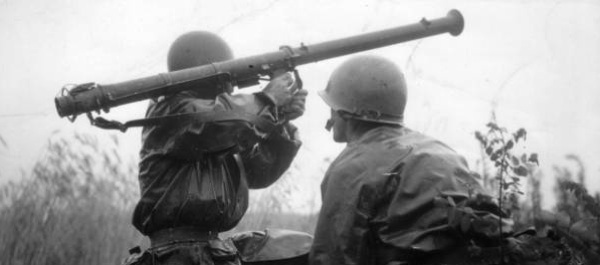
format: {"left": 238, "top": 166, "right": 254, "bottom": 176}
{"left": 167, "top": 31, "right": 233, "bottom": 72}
{"left": 319, "top": 55, "right": 407, "bottom": 125}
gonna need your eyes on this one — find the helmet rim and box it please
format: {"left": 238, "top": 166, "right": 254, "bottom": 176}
{"left": 319, "top": 55, "right": 407, "bottom": 125}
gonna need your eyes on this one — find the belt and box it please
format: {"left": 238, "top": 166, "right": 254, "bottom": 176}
{"left": 149, "top": 227, "right": 218, "bottom": 248}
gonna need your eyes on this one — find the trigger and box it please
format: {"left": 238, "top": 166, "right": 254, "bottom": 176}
{"left": 293, "top": 69, "right": 303, "bottom": 90}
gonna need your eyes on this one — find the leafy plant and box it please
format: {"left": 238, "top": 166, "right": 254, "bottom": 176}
{"left": 475, "top": 118, "right": 538, "bottom": 215}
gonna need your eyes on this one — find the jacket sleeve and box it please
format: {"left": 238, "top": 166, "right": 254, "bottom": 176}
{"left": 147, "top": 92, "right": 285, "bottom": 161}
{"left": 241, "top": 122, "right": 301, "bottom": 189}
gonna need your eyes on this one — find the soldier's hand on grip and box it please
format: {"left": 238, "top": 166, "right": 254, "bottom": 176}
{"left": 261, "top": 73, "right": 295, "bottom": 107}
{"left": 283, "top": 89, "right": 307, "bottom": 121}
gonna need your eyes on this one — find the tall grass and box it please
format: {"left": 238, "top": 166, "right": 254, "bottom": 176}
{"left": 229, "top": 164, "right": 319, "bottom": 235}
{"left": 0, "top": 132, "right": 143, "bottom": 265}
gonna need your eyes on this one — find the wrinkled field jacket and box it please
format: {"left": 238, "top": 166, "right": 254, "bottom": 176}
{"left": 310, "top": 126, "right": 493, "bottom": 265}
{"left": 133, "top": 91, "right": 301, "bottom": 235}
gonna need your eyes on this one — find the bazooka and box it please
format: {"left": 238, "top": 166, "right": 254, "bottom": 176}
{"left": 54, "top": 10, "right": 464, "bottom": 126}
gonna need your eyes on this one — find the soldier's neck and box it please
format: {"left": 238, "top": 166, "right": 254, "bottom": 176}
{"left": 346, "top": 121, "right": 381, "bottom": 143}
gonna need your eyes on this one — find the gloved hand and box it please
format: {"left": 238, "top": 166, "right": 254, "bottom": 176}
{"left": 283, "top": 89, "right": 308, "bottom": 120}
{"left": 260, "top": 73, "right": 295, "bottom": 107}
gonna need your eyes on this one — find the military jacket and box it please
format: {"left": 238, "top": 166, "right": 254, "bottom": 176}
{"left": 133, "top": 91, "right": 301, "bottom": 235}
{"left": 309, "top": 126, "right": 489, "bottom": 265}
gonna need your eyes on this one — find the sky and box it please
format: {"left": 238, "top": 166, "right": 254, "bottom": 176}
{"left": 0, "top": 0, "right": 599, "bottom": 211}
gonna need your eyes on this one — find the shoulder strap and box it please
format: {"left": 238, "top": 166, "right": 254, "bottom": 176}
{"left": 90, "top": 111, "right": 279, "bottom": 133}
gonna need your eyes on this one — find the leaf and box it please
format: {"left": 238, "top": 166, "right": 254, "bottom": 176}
{"left": 504, "top": 140, "right": 514, "bottom": 151}
{"left": 513, "top": 165, "right": 529, "bottom": 177}
{"left": 447, "top": 196, "right": 456, "bottom": 207}
{"left": 513, "top": 128, "right": 527, "bottom": 142}
{"left": 475, "top": 131, "right": 486, "bottom": 145}
{"left": 485, "top": 146, "right": 493, "bottom": 156}
{"left": 510, "top": 155, "right": 520, "bottom": 167}
{"left": 528, "top": 153, "right": 539, "bottom": 165}
{"left": 491, "top": 149, "right": 503, "bottom": 161}
{"left": 490, "top": 138, "right": 502, "bottom": 146}
{"left": 520, "top": 153, "right": 527, "bottom": 164}
{"left": 486, "top": 122, "right": 499, "bottom": 131}
{"left": 490, "top": 152, "right": 499, "bottom": 161}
